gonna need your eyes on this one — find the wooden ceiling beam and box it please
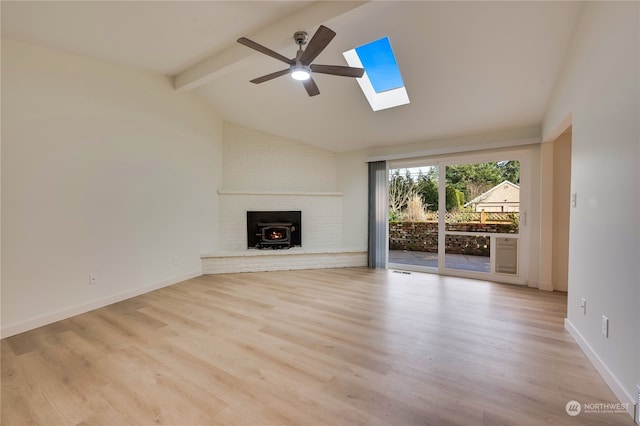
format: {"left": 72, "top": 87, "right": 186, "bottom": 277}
{"left": 173, "top": 1, "right": 369, "bottom": 92}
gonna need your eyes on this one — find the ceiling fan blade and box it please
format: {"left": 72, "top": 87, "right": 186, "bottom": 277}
{"left": 299, "top": 25, "right": 336, "bottom": 65}
{"left": 302, "top": 77, "right": 320, "bottom": 97}
{"left": 238, "top": 37, "right": 294, "bottom": 65}
{"left": 310, "top": 64, "right": 364, "bottom": 78}
{"left": 250, "top": 69, "right": 291, "bottom": 84}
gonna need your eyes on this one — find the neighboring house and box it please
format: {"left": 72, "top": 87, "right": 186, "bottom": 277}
{"left": 464, "top": 181, "right": 520, "bottom": 212}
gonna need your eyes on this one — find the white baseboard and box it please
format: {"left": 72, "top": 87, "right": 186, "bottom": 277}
{"left": 564, "top": 318, "right": 636, "bottom": 419}
{"left": 528, "top": 280, "right": 555, "bottom": 291}
{"left": 538, "top": 281, "right": 554, "bottom": 291}
{"left": 1, "top": 270, "right": 202, "bottom": 339}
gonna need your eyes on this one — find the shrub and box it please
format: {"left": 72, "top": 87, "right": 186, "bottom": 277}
{"left": 405, "top": 195, "right": 427, "bottom": 222}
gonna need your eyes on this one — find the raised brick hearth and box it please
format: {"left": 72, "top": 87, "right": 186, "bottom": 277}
{"left": 201, "top": 248, "right": 367, "bottom": 274}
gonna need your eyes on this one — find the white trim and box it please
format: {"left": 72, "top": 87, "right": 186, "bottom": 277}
{"left": 527, "top": 280, "right": 540, "bottom": 289}
{"left": 565, "top": 318, "right": 637, "bottom": 419}
{"left": 218, "top": 190, "right": 343, "bottom": 196}
{"left": 202, "top": 247, "right": 366, "bottom": 257}
{"left": 537, "top": 281, "right": 554, "bottom": 291}
{"left": 367, "top": 136, "right": 540, "bottom": 163}
{"left": 388, "top": 263, "right": 437, "bottom": 274}
{"left": 0, "top": 270, "right": 202, "bottom": 339}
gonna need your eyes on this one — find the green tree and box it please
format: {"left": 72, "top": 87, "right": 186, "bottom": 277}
{"left": 497, "top": 160, "right": 520, "bottom": 184}
{"left": 389, "top": 161, "right": 520, "bottom": 219}
{"left": 445, "top": 185, "right": 464, "bottom": 211}
{"left": 416, "top": 174, "right": 438, "bottom": 211}
{"left": 446, "top": 161, "right": 520, "bottom": 202}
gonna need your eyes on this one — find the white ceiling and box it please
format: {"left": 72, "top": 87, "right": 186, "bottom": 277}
{"left": 1, "top": 1, "right": 583, "bottom": 152}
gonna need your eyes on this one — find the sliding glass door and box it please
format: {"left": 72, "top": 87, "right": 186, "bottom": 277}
{"left": 443, "top": 162, "right": 520, "bottom": 276}
{"left": 388, "top": 164, "right": 439, "bottom": 271}
{"left": 388, "top": 150, "right": 529, "bottom": 285}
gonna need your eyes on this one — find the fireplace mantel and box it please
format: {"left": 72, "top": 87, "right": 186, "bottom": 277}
{"left": 218, "top": 190, "right": 343, "bottom": 197}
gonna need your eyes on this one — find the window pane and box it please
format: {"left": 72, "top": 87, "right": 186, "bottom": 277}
{"left": 445, "top": 161, "right": 520, "bottom": 234}
{"left": 388, "top": 166, "right": 438, "bottom": 268}
{"left": 444, "top": 234, "right": 490, "bottom": 273}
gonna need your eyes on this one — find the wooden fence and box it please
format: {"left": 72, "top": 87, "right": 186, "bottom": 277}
{"left": 418, "top": 211, "right": 518, "bottom": 224}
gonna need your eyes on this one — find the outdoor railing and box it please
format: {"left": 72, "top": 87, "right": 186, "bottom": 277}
{"left": 418, "top": 211, "right": 518, "bottom": 224}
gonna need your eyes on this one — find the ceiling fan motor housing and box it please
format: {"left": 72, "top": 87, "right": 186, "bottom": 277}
{"left": 294, "top": 31, "right": 308, "bottom": 46}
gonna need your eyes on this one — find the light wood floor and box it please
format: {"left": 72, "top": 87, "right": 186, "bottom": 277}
{"left": 2, "top": 268, "right": 633, "bottom": 425}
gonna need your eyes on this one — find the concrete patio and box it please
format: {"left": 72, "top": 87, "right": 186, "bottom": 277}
{"left": 389, "top": 250, "right": 490, "bottom": 273}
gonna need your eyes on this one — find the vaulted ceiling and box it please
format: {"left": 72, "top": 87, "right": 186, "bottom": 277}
{"left": 1, "top": 1, "right": 583, "bottom": 152}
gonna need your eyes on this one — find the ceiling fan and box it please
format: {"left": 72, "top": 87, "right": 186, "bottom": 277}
{"left": 237, "top": 25, "right": 364, "bottom": 97}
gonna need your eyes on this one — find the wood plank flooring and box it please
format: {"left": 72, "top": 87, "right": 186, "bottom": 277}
{"left": 1, "top": 268, "right": 633, "bottom": 425}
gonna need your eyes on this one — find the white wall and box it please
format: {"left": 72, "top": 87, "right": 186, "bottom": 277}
{"left": 1, "top": 39, "right": 224, "bottom": 337}
{"left": 222, "top": 122, "right": 336, "bottom": 192}
{"left": 542, "top": 1, "right": 639, "bottom": 411}
{"left": 336, "top": 150, "right": 369, "bottom": 250}
{"left": 218, "top": 122, "right": 347, "bottom": 251}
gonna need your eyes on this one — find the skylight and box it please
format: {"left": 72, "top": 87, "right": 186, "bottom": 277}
{"left": 343, "top": 36, "right": 409, "bottom": 111}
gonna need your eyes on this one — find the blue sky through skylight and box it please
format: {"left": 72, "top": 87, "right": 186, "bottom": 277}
{"left": 354, "top": 37, "right": 404, "bottom": 93}
{"left": 343, "top": 36, "right": 409, "bottom": 111}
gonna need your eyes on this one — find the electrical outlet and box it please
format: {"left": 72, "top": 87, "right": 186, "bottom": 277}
{"left": 89, "top": 273, "right": 97, "bottom": 285}
{"left": 601, "top": 315, "right": 608, "bottom": 337}
{"left": 580, "top": 298, "right": 586, "bottom": 315}
{"left": 173, "top": 256, "right": 179, "bottom": 266}
{"left": 571, "top": 193, "right": 577, "bottom": 207}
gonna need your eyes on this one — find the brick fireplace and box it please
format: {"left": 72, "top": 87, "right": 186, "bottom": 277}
{"left": 201, "top": 122, "right": 367, "bottom": 274}
{"left": 200, "top": 190, "right": 366, "bottom": 274}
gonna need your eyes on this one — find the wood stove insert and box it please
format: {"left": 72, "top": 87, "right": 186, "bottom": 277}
{"left": 247, "top": 211, "right": 301, "bottom": 249}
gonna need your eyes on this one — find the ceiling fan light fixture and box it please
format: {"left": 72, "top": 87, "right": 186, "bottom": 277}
{"left": 290, "top": 65, "right": 311, "bottom": 81}
{"left": 238, "top": 25, "right": 364, "bottom": 96}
